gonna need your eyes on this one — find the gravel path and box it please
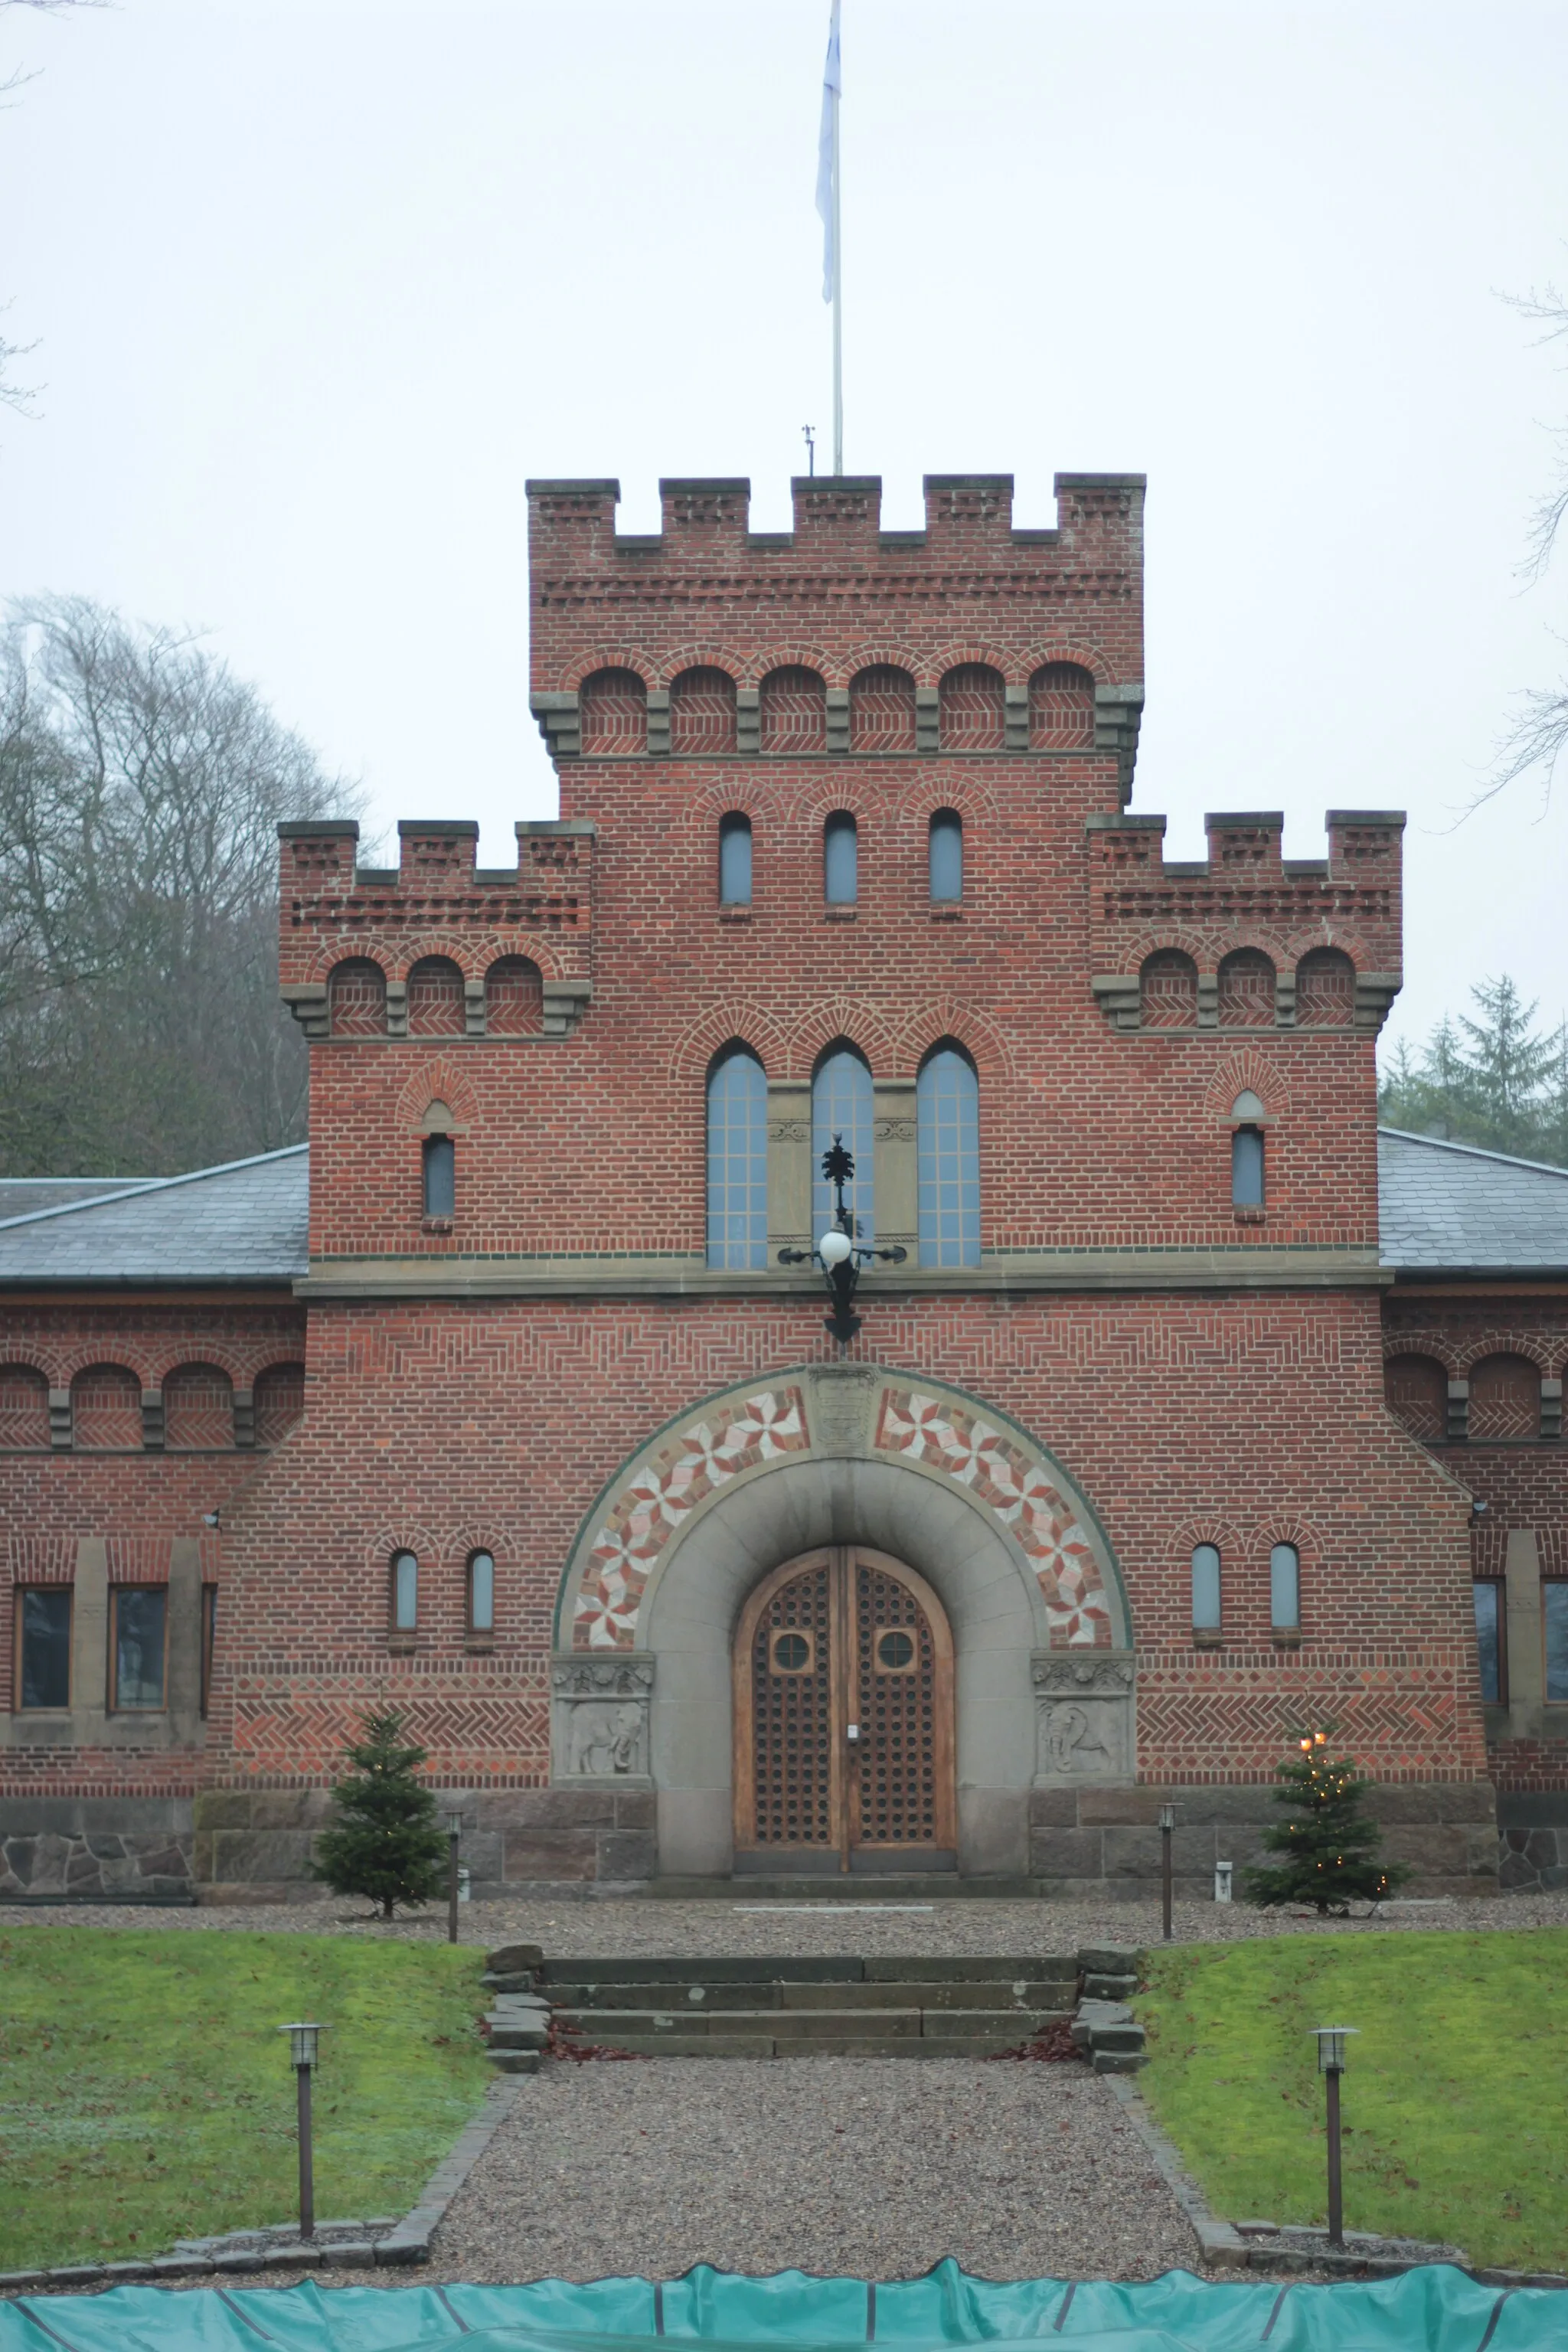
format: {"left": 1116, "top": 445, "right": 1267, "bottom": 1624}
{"left": 8, "top": 1890, "right": 1566, "bottom": 1950}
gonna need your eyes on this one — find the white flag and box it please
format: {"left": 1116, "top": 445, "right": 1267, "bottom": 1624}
{"left": 815, "top": 0, "right": 841, "bottom": 304}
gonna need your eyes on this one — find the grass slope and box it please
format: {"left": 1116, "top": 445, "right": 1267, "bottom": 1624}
{"left": 0, "top": 1926, "right": 488, "bottom": 2271}
{"left": 1138, "top": 1929, "right": 1568, "bottom": 2273}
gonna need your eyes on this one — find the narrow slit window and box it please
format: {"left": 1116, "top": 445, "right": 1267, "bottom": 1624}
{"left": 468, "top": 1551, "right": 495, "bottom": 1634}
{"left": 201, "top": 1586, "right": 217, "bottom": 1718}
{"left": 391, "top": 1550, "right": 419, "bottom": 1632}
{"left": 1270, "top": 1543, "right": 1300, "bottom": 1632}
{"left": 824, "top": 812, "right": 858, "bottom": 904}
{"left": 1232, "top": 1126, "right": 1265, "bottom": 1207}
{"left": 112, "top": 1587, "right": 167, "bottom": 1709}
{"left": 1473, "top": 1581, "right": 1504, "bottom": 1705}
{"left": 423, "top": 1134, "right": 456, "bottom": 1218}
{"left": 719, "top": 813, "right": 753, "bottom": 905}
{"left": 17, "top": 1588, "right": 71, "bottom": 1710}
{"left": 929, "top": 810, "right": 963, "bottom": 901}
{"left": 1191, "top": 1544, "right": 1222, "bottom": 1632}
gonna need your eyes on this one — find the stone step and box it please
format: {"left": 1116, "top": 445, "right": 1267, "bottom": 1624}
{"left": 536, "top": 1955, "right": 1076, "bottom": 1988}
{"left": 559, "top": 2005, "right": 1067, "bottom": 2043}
{"left": 544, "top": 1977, "right": 1073, "bottom": 2013}
{"left": 648, "top": 1875, "right": 1040, "bottom": 1900}
{"left": 487, "top": 2020, "right": 549, "bottom": 2050}
{"left": 485, "top": 2047, "right": 541, "bottom": 2074}
{"left": 588, "top": 2031, "right": 1044, "bottom": 2060}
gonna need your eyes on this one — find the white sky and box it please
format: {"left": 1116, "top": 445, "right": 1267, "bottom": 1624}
{"left": 3, "top": 0, "right": 1566, "bottom": 1063}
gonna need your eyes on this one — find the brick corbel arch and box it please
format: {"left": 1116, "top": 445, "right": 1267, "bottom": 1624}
{"left": 1452, "top": 1334, "right": 1555, "bottom": 1378}
{"left": 395, "top": 1058, "right": 479, "bottom": 1132}
{"left": 652, "top": 646, "right": 748, "bottom": 691}
{"left": 838, "top": 642, "right": 928, "bottom": 691}
{"left": 1382, "top": 1333, "right": 1462, "bottom": 1377}
{"left": 666, "top": 1005, "right": 789, "bottom": 1085}
{"left": 900, "top": 999, "right": 1016, "bottom": 1082}
{"left": 1018, "top": 641, "right": 1117, "bottom": 687}
{"left": 1203, "top": 1051, "right": 1292, "bottom": 1122}
{"left": 929, "top": 641, "right": 1017, "bottom": 688}
{"left": 751, "top": 647, "right": 835, "bottom": 690}
{"left": 557, "top": 649, "right": 657, "bottom": 693}
{"left": 785, "top": 999, "right": 903, "bottom": 1080}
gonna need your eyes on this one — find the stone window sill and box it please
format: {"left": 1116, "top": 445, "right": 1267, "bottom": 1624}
{"left": 929, "top": 903, "right": 963, "bottom": 920}
{"left": 387, "top": 1635, "right": 418, "bottom": 1655}
{"left": 718, "top": 904, "right": 753, "bottom": 923}
{"left": 464, "top": 1636, "right": 495, "bottom": 1655}
{"left": 824, "top": 905, "right": 858, "bottom": 922}
{"left": 1272, "top": 1628, "right": 1303, "bottom": 1648}
{"left": 1233, "top": 1206, "right": 1267, "bottom": 1225}
{"left": 1192, "top": 1628, "right": 1226, "bottom": 1648}
{"left": 421, "top": 1217, "right": 454, "bottom": 1236}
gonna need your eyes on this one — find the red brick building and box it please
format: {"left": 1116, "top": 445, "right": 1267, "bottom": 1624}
{"left": 3, "top": 469, "right": 1565, "bottom": 1902}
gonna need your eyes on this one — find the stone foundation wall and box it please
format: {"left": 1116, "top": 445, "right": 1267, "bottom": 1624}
{"left": 0, "top": 1798, "right": 195, "bottom": 1899}
{"left": 1498, "top": 1793, "right": 1568, "bottom": 1893}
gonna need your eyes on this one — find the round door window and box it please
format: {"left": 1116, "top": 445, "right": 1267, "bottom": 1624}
{"left": 876, "top": 1628, "right": 916, "bottom": 1671}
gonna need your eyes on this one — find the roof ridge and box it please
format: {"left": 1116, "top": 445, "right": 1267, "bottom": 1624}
{"left": 0, "top": 1142, "right": 310, "bottom": 1233}
{"left": 1377, "top": 1125, "right": 1568, "bottom": 1181}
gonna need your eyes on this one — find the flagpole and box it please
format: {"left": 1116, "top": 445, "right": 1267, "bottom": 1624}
{"left": 831, "top": 66, "right": 843, "bottom": 475}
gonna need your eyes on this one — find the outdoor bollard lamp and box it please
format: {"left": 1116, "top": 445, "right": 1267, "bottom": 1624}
{"left": 779, "top": 1136, "right": 906, "bottom": 1347}
{"left": 1312, "top": 2026, "right": 1359, "bottom": 2248}
{"left": 1158, "top": 1802, "right": 1176, "bottom": 1942}
{"left": 445, "top": 1806, "right": 463, "bottom": 1945}
{"left": 279, "top": 2022, "right": 326, "bottom": 2241}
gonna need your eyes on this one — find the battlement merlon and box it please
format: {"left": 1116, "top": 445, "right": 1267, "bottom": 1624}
{"left": 275, "top": 818, "right": 595, "bottom": 1034}
{"left": 1085, "top": 809, "right": 1403, "bottom": 1034}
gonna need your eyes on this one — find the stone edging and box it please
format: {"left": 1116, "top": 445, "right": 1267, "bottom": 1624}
{"left": 1103, "top": 2075, "right": 1568, "bottom": 2289}
{"left": 0, "top": 2075, "right": 521, "bottom": 2295}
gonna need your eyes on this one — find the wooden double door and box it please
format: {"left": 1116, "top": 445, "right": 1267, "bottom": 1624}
{"left": 733, "top": 1547, "right": 956, "bottom": 1873}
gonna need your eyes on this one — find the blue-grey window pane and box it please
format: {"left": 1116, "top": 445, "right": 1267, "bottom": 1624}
{"left": 393, "top": 1550, "right": 419, "bottom": 1630}
{"left": 1191, "top": 1544, "right": 1221, "bottom": 1630}
{"left": 1269, "top": 1542, "right": 1299, "bottom": 1629}
{"left": 719, "top": 816, "right": 752, "bottom": 904}
{"left": 1547, "top": 1583, "right": 1568, "bottom": 1702}
{"left": 1233, "top": 1127, "right": 1264, "bottom": 1207}
{"left": 423, "top": 1135, "right": 456, "bottom": 1217}
{"left": 1474, "top": 1582, "right": 1501, "bottom": 1704}
{"left": 929, "top": 812, "right": 962, "bottom": 901}
{"left": 824, "top": 814, "right": 858, "bottom": 903}
{"left": 115, "top": 1588, "right": 166, "bottom": 1708}
{"left": 812, "top": 1050, "right": 874, "bottom": 1243}
{"left": 20, "top": 1589, "right": 70, "bottom": 1708}
{"left": 469, "top": 1551, "right": 495, "bottom": 1633}
{"left": 707, "top": 1050, "right": 768, "bottom": 1269}
{"left": 916, "top": 1049, "right": 979, "bottom": 1267}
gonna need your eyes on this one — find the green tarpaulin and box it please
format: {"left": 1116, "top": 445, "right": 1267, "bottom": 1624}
{"left": 2, "top": 2263, "right": 1564, "bottom": 2352}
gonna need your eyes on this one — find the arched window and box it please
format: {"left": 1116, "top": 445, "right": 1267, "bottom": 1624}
{"left": 1139, "top": 949, "right": 1197, "bottom": 1028}
{"left": 1295, "top": 947, "right": 1356, "bottom": 1027}
{"left": 328, "top": 958, "right": 387, "bottom": 1037}
{"left": 164, "top": 1364, "right": 235, "bottom": 1450}
{"left": 706, "top": 1049, "right": 767, "bottom": 1269}
{"left": 579, "top": 668, "right": 646, "bottom": 756}
{"left": 669, "top": 666, "right": 737, "bottom": 755}
{"left": 1470, "top": 1354, "right": 1542, "bottom": 1442}
{"left": 1028, "top": 662, "right": 1095, "bottom": 750}
{"left": 253, "top": 1362, "right": 305, "bottom": 1448}
{"left": 916, "top": 1047, "right": 979, "bottom": 1266}
{"left": 824, "top": 812, "right": 858, "bottom": 903}
{"left": 423, "top": 1134, "right": 456, "bottom": 1219}
{"left": 849, "top": 665, "right": 916, "bottom": 753}
{"left": 719, "top": 814, "right": 753, "bottom": 905}
{"left": 929, "top": 810, "right": 962, "bottom": 902}
{"left": 812, "top": 1047, "right": 874, "bottom": 1242}
{"left": 467, "top": 1550, "right": 495, "bottom": 1635}
{"left": 0, "top": 1366, "right": 50, "bottom": 1449}
{"left": 1217, "top": 949, "right": 1276, "bottom": 1027}
{"left": 390, "top": 1550, "right": 419, "bottom": 1632}
{"left": 407, "top": 956, "right": 465, "bottom": 1037}
{"left": 1384, "top": 1354, "right": 1446, "bottom": 1442}
{"left": 1232, "top": 1125, "right": 1265, "bottom": 1207}
{"left": 1270, "top": 1543, "right": 1300, "bottom": 1632}
{"left": 71, "top": 1364, "right": 142, "bottom": 1451}
{"left": 760, "top": 667, "right": 827, "bottom": 754}
{"left": 485, "top": 955, "right": 542, "bottom": 1036}
{"left": 1191, "top": 1544, "right": 1222, "bottom": 1632}
{"left": 938, "top": 664, "right": 1005, "bottom": 751}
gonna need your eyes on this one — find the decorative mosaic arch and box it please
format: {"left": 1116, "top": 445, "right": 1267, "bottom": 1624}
{"left": 558, "top": 1367, "right": 1126, "bottom": 1652}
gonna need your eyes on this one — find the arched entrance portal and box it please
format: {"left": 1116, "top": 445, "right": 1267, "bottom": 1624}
{"left": 733, "top": 1547, "right": 956, "bottom": 1874}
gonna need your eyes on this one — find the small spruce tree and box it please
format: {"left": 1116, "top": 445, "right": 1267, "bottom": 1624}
{"left": 312, "top": 1707, "right": 449, "bottom": 1919}
{"left": 1244, "top": 1732, "right": 1411, "bottom": 1915}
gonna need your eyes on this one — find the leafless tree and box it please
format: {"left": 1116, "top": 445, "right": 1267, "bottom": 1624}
{"left": 1478, "top": 283, "right": 1568, "bottom": 813}
{"left": 0, "top": 598, "right": 364, "bottom": 1176}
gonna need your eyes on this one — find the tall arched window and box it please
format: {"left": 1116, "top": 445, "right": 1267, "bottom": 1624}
{"left": 1232, "top": 1111, "right": 1264, "bottom": 1207}
{"left": 812, "top": 1047, "right": 874, "bottom": 1242}
{"left": 719, "top": 814, "right": 753, "bottom": 905}
{"left": 423, "top": 1133, "right": 456, "bottom": 1218}
{"left": 1191, "top": 1544, "right": 1222, "bottom": 1632}
{"left": 706, "top": 1049, "right": 767, "bottom": 1269}
{"left": 1270, "top": 1543, "right": 1300, "bottom": 1632}
{"left": 929, "top": 810, "right": 962, "bottom": 902}
{"left": 824, "top": 812, "right": 858, "bottom": 903}
{"left": 916, "top": 1047, "right": 979, "bottom": 1266}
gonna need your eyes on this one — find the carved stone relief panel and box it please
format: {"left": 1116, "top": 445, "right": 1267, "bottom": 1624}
{"left": 1031, "top": 1651, "right": 1135, "bottom": 1785}
{"left": 550, "top": 1651, "right": 655, "bottom": 1785}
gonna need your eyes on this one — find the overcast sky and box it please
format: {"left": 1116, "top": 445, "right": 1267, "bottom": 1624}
{"left": 3, "top": 0, "right": 1566, "bottom": 1063}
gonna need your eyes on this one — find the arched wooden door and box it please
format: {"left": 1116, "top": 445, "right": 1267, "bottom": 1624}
{"left": 733, "top": 1547, "right": 956, "bottom": 1873}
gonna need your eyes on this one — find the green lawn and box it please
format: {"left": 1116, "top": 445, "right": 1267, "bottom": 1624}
{"left": 0, "top": 1927, "right": 490, "bottom": 2272}
{"left": 1137, "top": 1929, "right": 1568, "bottom": 2273}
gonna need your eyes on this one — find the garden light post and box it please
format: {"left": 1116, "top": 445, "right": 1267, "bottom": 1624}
{"left": 445, "top": 1805, "right": 463, "bottom": 1944}
{"left": 279, "top": 2022, "right": 326, "bottom": 2241}
{"left": 1158, "top": 1802, "right": 1176, "bottom": 1941}
{"left": 1312, "top": 2026, "right": 1358, "bottom": 2248}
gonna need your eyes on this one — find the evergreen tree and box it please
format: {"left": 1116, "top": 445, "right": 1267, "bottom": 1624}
{"left": 1459, "top": 976, "right": 1557, "bottom": 1158}
{"left": 1379, "top": 977, "right": 1568, "bottom": 1168}
{"left": 1244, "top": 1732, "right": 1411, "bottom": 1914}
{"left": 312, "top": 1708, "right": 449, "bottom": 1919}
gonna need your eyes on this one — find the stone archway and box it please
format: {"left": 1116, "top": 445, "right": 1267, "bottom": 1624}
{"left": 550, "top": 1364, "right": 1134, "bottom": 1880}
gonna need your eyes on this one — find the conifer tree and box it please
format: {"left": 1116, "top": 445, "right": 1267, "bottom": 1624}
{"left": 312, "top": 1707, "right": 448, "bottom": 1919}
{"left": 1244, "top": 1731, "right": 1411, "bottom": 1914}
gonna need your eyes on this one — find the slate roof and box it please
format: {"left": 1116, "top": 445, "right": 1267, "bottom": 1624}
{"left": 0, "top": 1178, "right": 159, "bottom": 1221}
{"left": 1377, "top": 1128, "right": 1568, "bottom": 1274}
{"left": 0, "top": 1130, "right": 1563, "bottom": 1287}
{"left": 0, "top": 1146, "right": 308, "bottom": 1285}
